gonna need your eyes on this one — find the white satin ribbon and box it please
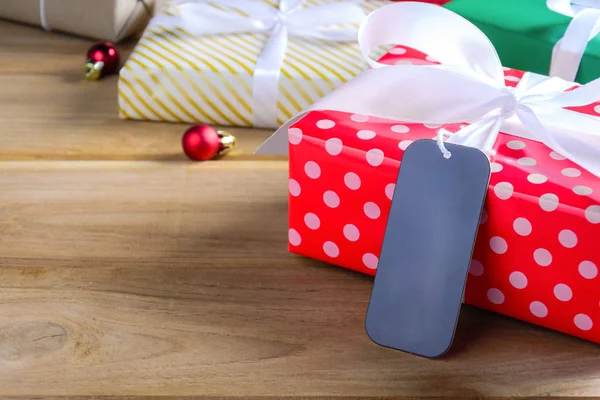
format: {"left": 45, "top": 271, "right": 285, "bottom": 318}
{"left": 39, "top": 0, "right": 51, "bottom": 31}
{"left": 548, "top": 0, "right": 600, "bottom": 81}
{"left": 255, "top": 1, "right": 600, "bottom": 178}
{"left": 147, "top": 0, "right": 365, "bottom": 128}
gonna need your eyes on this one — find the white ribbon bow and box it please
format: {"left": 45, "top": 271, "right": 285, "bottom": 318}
{"left": 148, "top": 0, "right": 366, "bottom": 128}
{"left": 256, "top": 1, "right": 600, "bottom": 178}
{"left": 548, "top": 0, "right": 600, "bottom": 81}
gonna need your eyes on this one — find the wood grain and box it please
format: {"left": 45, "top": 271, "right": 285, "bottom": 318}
{"left": 1, "top": 162, "right": 600, "bottom": 397}
{"left": 2, "top": 13, "right": 600, "bottom": 399}
{"left": 0, "top": 20, "right": 274, "bottom": 161}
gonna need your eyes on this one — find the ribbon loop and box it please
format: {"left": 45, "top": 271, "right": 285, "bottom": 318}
{"left": 548, "top": 0, "right": 600, "bottom": 81}
{"left": 358, "top": 2, "right": 505, "bottom": 85}
{"left": 499, "top": 87, "right": 519, "bottom": 119}
{"left": 147, "top": 0, "right": 366, "bottom": 128}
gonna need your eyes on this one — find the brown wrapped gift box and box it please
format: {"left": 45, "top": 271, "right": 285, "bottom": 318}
{"left": 0, "top": 0, "right": 154, "bottom": 42}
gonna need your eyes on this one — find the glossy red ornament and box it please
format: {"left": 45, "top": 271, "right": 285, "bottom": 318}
{"left": 182, "top": 125, "right": 236, "bottom": 161}
{"left": 84, "top": 41, "right": 120, "bottom": 80}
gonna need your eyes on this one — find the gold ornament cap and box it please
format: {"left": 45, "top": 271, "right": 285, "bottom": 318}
{"left": 84, "top": 60, "right": 105, "bottom": 81}
{"left": 217, "top": 130, "right": 236, "bottom": 155}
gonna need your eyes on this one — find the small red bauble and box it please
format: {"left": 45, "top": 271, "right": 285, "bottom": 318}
{"left": 84, "top": 41, "right": 120, "bottom": 80}
{"left": 182, "top": 125, "right": 237, "bottom": 161}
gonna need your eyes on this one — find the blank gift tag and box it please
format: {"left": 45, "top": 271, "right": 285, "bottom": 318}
{"left": 365, "top": 139, "right": 490, "bottom": 358}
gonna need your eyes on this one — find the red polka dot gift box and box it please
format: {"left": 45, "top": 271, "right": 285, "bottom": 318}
{"left": 257, "top": 2, "right": 600, "bottom": 344}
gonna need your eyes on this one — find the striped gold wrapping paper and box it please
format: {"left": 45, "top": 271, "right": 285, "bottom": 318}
{"left": 118, "top": 0, "right": 391, "bottom": 128}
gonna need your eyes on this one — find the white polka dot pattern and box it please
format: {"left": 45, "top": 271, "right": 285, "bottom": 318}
{"left": 350, "top": 114, "right": 369, "bottom": 122}
{"left": 344, "top": 172, "right": 361, "bottom": 190}
{"left": 494, "top": 182, "right": 513, "bottom": 200}
{"left": 304, "top": 213, "right": 320, "bottom": 230}
{"left": 586, "top": 205, "right": 600, "bottom": 224}
{"left": 289, "top": 229, "right": 301, "bottom": 246}
{"left": 530, "top": 301, "right": 548, "bottom": 318}
{"left": 389, "top": 47, "right": 407, "bottom": 55}
{"left": 366, "top": 149, "right": 384, "bottom": 166}
{"left": 391, "top": 124, "right": 410, "bottom": 133}
{"left": 507, "top": 140, "right": 526, "bottom": 150}
{"left": 343, "top": 224, "right": 360, "bottom": 242}
{"left": 534, "top": 248, "right": 552, "bottom": 266}
{"left": 385, "top": 183, "right": 395, "bottom": 200}
{"left": 574, "top": 314, "right": 593, "bottom": 331}
{"left": 398, "top": 140, "right": 413, "bottom": 150}
{"left": 554, "top": 284, "right": 572, "bottom": 301}
{"left": 289, "top": 179, "right": 301, "bottom": 197}
{"left": 469, "top": 260, "right": 484, "bottom": 276}
{"left": 518, "top": 157, "right": 536, "bottom": 166}
{"left": 527, "top": 173, "right": 548, "bottom": 184}
{"left": 286, "top": 81, "right": 600, "bottom": 345}
{"left": 490, "top": 162, "right": 503, "bottom": 173}
{"left": 316, "top": 119, "right": 335, "bottom": 129}
{"left": 323, "top": 190, "right": 340, "bottom": 208}
{"left": 357, "top": 130, "right": 376, "bottom": 140}
{"left": 539, "top": 193, "right": 559, "bottom": 212}
{"left": 304, "top": 161, "right": 321, "bottom": 179}
{"left": 573, "top": 186, "right": 592, "bottom": 196}
{"left": 325, "top": 138, "right": 343, "bottom": 156}
{"left": 289, "top": 128, "right": 302, "bottom": 144}
{"left": 509, "top": 271, "right": 528, "bottom": 289}
{"left": 479, "top": 209, "right": 488, "bottom": 224}
{"left": 323, "top": 241, "right": 339, "bottom": 258}
{"left": 579, "top": 261, "right": 597, "bottom": 279}
{"left": 558, "top": 229, "right": 577, "bottom": 248}
{"left": 362, "top": 253, "right": 379, "bottom": 269}
{"left": 364, "top": 202, "right": 381, "bottom": 219}
{"left": 490, "top": 237, "right": 508, "bottom": 254}
{"left": 562, "top": 167, "right": 581, "bottom": 178}
{"left": 487, "top": 288, "right": 504, "bottom": 304}
{"left": 513, "top": 217, "right": 532, "bottom": 236}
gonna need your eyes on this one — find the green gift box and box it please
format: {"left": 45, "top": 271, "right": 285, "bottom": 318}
{"left": 444, "top": 0, "right": 600, "bottom": 84}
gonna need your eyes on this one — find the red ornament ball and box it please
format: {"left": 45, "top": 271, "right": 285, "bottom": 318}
{"left": 182, "top": 125, "right": 236, "bottom": 161}
{"left": 84, "top": 41, "right": 120, "bottom": 80}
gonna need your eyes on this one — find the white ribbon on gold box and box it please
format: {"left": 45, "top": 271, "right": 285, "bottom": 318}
{"left": 118, "top": 0, "right": 391, "bottom": 128}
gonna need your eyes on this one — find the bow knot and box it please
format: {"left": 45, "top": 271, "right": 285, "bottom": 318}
{"left": 275, "top": 1, "right": 300, "bottom": 25}
{"left": 277, "top": 12, "right": 289, "bottom": 23}
{"left": 499, "top": 87, "right": 519, "bottom": 119}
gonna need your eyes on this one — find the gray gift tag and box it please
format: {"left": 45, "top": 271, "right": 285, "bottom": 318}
{"left": 365, "top": 139, "right": 490, "bottom": 358}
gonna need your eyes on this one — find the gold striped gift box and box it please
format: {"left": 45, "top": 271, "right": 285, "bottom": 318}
{"left": 118, "top": 0, "right": 391, "bottom": 128}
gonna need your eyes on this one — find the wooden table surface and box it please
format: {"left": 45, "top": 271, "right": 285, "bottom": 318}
{"left": 1, "top": 19, "right": 600, "bottom": 399}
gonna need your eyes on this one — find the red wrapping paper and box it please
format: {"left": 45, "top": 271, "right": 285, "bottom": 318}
{"left": 287, "top": 46, "right": 600, "bottom": 343}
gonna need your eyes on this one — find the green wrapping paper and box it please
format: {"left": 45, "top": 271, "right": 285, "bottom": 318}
{"left": 444, "top": 0, "right": 600, "bottom": 84}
